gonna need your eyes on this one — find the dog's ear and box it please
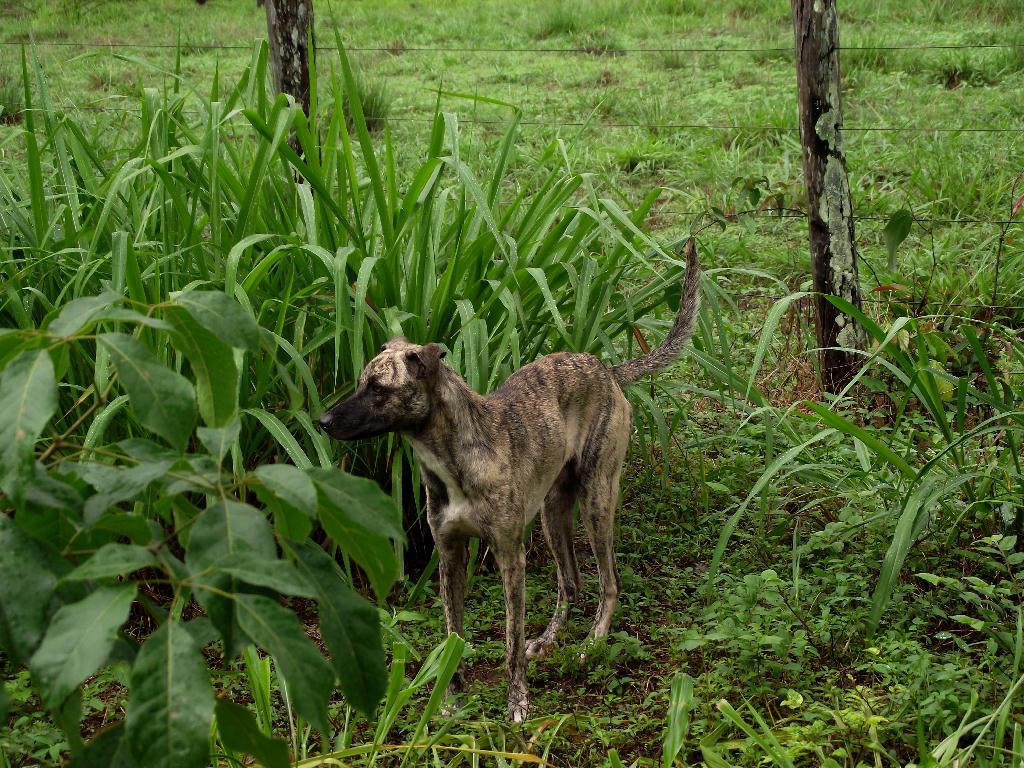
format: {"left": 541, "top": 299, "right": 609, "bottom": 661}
{"left": 404, "top": 343, "right": 447, "bottom": 381}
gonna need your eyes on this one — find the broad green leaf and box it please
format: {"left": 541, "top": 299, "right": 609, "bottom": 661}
{"left": 662, "top": 673, "right": 695, "bottom": 768}
{"left": 217, "top": 556, "right": 316, "bottom": 598}
{"left": 291, "top": 541, "right": 386, "bottom": 716}
{"left": 165, "top": 307, "right": 239, "bottom": 428}
{"left": 253, "top": 463, "right": 316, "bottom": 541}
{"left": 0, "top": 349, "right": 56, "bottom": 493}
{"left": 30, "top": 584, "right": 137, "bottom": 708}
{"left": 235, "top": 594, "right": 334, "bottom": 733}
{"left": 99, "top": 334, "right": 196, "bottom": 451}
{"left": 65, "top": 544, "right": 157, "bottom": 582}
{"left": 91, "top": 513, "right": 161, "bottom": 546}
{"left": 172, "top": 291, "right": 261, "bottom": 350}
{"left": 883, "top": 209, "right": 913, "bottom": 270}
{"left": 48, "top": 292, "right": 121, "bottom": 337}
{"left": 310, "top": 469, "right": 402, "bottom": 601}
{"left": 186, "top": 501, "right": 275, "bottom": 657}
{"left": 127, "top": 621, "right": 214, "bottom": 768}
{"left": 308, "top": 468, "right": 404, "bottom": 540}
{"left": 187, "top": 501, "right": 276, "bottom": 571}
{"left": 79, "top": 459, "right": 177, "bottom": 525}
{"left": 254, "top": 464, "right": 316, "bottom": 513}
{"left": 214, "top": 699, "right": 289, "bottom": 768}
{"left": 197, "top": 418, "right": 241, "bottom": 466}
{"left": 0, "top": 516, "right": 68, "bottom": 663}
{"left": 0, "top": 329, "right": 44, "bottom": 369}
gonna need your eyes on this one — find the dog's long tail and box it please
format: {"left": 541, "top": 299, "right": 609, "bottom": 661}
{"left": 611, "top": 238, "right": 701, "bottom": 387}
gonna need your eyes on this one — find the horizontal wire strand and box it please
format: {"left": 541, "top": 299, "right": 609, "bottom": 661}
{"left": 3, "top": 40, "right": 1024, "bottom": 53}
{"left": 33, "top": 104, "right": 1024, "bottom": 135}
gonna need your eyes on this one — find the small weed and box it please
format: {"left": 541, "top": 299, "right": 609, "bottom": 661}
{"left": 610, "top": 138, "right": 674, "bottom": 172}
{"left": 338, "top": 71, "right": 392, "bottom": 133}
{"left": 658, "top": 49, "right": 689, "bottom": 70}
{"left": 179, "top": 39, "right": 210, "bottom": 57}
{"left": 531, "top": 0, "right": 624, "bottom": 39}
{"left": 638, "top": 0, "right": 704, "bottom": 15}
{"left": 59, "top": 0, "right": 109, "bottom": 22}
{"left": 999, "top": 31, "right": 1024, "bottom": 73}
{"left": 532, "top": 3, "right": 589, "bottom": 38}
{"left": 934, "top": 62, "right": 999, "bottom": 89}
{"left": 0, "top": 68, "right": 23, "bottom": 125}
{"left": 86, "top": 68, "right": 135, "bottom": 93}
{"left": 575, "top": 30, "right": 625, "bottom": 57}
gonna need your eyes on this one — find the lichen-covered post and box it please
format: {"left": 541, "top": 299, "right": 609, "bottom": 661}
{"left": 792, "top": 0, "right": 865, "bottom": 392}
{"left": 264, "top": 0, "right": 313, "bottom": 150}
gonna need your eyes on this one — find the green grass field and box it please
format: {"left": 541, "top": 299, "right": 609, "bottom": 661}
{"left": 2, "top": 1, "right": 1023, "bottom": 766}
{"left": 5, "top": 0, "right": 1024, "bottom": 309}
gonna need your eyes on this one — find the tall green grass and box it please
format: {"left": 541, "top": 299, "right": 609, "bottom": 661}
{"left": 680, "top": 282, "right": 1024, "bottom": 765}
{"left": 0, "top": 39, "right": 701, "bottom": 766}
{"left": 0, "top": 41, "right": 688, "bottom": 546}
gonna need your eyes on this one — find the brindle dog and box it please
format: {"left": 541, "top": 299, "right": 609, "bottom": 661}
{"left": 319, "top": 240, "right": 701, "bottom": 722}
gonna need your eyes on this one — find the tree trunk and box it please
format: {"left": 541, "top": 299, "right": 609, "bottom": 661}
{"left": 792, "top": 0, "right": 864, "bottom": 393}
{"left": 264, "top": 0, "right": 313, "bottom": 118}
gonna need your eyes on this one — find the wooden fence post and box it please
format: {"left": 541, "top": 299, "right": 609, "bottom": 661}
{"left": 264, "top": 0, "right": 314, "bottom": 119}
{"left": 792, "top": 0, "right": 865, "bottom": 392}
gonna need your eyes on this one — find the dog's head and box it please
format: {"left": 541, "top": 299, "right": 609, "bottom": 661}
{"left": 318, "top": 337, "right": 447, "bottom": 441}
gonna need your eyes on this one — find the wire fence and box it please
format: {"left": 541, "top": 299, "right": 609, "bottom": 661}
{"left": 5, "top": 32, "right": 1023, "bottom": 314}
{"left": 19, "top": 102, "right": 1024, "bottom": 232}
{"left": 3, "top": 39, "right": 1024, "bottom": 53}
{"left": 33, "top": 103, "right": 1024, "bottom": 136}
{"left": 726, "top": 292, "right": 1024, "bottom": 309}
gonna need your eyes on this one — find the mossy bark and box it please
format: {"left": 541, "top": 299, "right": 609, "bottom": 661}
{"left": 264, "top": 0, "right": 313, "bottom": 147}
{"left": 793, "top": 0, "right": 865, "bottom": 392}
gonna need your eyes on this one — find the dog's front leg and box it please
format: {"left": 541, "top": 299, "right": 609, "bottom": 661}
{"left": 436, "top": 536, "right": 469, "bottom": 695}
{"left": 493, "top": 539, "right": 529, "bottom": 722}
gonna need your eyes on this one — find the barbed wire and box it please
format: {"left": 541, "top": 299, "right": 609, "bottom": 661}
{"left": 3, "top": 39, "right": 1024, "bottom": 54}
{"left": 383, "top": 115, "right": 1024, "bottom": 134}
{"left": 730, "top": 292, "right": 1024, "bottom": 311}
{"left": 659, "top": 210, "right": 1024, "bottom": 226}
{"left": 10, "top": 104, "right": 1022, "bottom": 229}
{"left": 33, "top": 103, "right": 1024, "bottom": 136}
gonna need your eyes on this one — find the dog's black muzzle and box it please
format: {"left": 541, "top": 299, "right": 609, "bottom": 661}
{"left": 317, "top": 392, "right": 389, "bottom": 441}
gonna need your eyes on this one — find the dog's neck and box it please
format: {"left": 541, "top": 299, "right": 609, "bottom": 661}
{"left": 404, "top": 367, "right": 490, "bottom": 489}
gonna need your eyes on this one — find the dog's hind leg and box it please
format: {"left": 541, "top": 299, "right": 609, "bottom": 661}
{"left": 527, "top": 464, "right": 580, "bottom": 658}
{"left": 493, "top": 537, "right": 530, "bottom": 722}
{"left": 579, "top": 465, "right": 623, "bottom": 641}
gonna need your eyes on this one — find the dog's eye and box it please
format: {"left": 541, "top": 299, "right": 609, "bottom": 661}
{"left": 369, "top": 381, "right": 387, "bottom": 396}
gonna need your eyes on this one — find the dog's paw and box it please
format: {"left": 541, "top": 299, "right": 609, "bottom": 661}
{"left": 507, "top": 691, "right": 530, "bottom": 723}
{"left": 526, "top": 637, "right": 553, "bottom": 658}
{"left": 440, "top": 698, "right": 460, "bottom": 718}
{"left": 578, "top": 636, "right": 601, "bottom": 665}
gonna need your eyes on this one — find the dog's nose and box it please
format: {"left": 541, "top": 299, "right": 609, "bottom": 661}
{"left": 318, "top": 413, "right": 333, "bottom": 431}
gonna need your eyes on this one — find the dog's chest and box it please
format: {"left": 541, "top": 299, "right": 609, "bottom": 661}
{"left": 413, "top": 443, "right": 484, "bottom": 538}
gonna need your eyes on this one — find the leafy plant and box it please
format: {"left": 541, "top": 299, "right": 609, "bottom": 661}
{"left": 0, "top": 36, "right": 697, "bottom": 766}
{"left": 0, "top": 288, "right": 397, "bottom": 767}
